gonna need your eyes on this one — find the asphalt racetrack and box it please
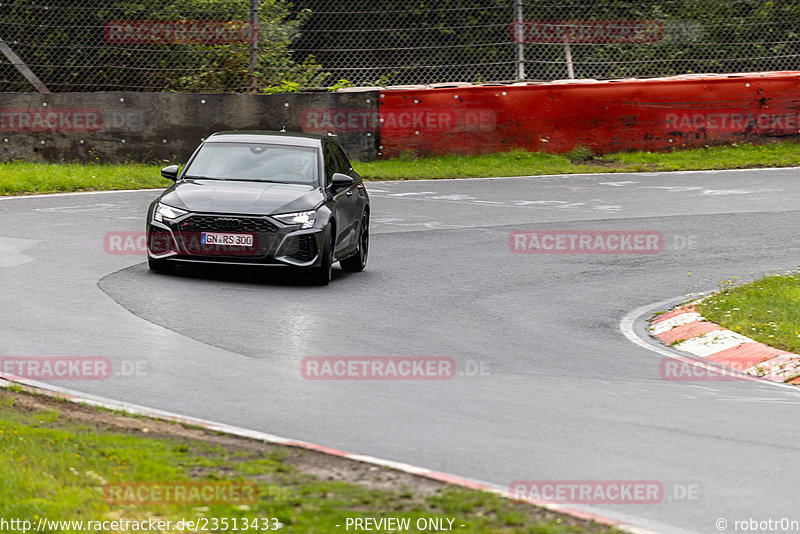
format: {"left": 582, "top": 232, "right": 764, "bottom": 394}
{"left": 3, "top": 168, "right": 800, "bottom": 533}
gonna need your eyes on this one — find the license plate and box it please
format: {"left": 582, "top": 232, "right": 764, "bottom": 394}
{"left": 201, "top": 233, "right": 254, "bottom": 246}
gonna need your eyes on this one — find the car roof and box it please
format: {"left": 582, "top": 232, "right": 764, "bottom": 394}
{"left": 204, "top": 131, "right": 329, "bottom": 148}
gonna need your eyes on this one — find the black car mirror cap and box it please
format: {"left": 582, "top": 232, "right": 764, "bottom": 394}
{"left": 161, "top": 165, "right": 179, "bottom": 181}
{"left": 331, "top": 172, "right": 354, "bottom": 188}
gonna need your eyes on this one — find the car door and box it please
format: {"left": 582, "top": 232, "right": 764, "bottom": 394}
{"left": 324, "top": 143, "right": 356, "bottom": 256}
{"left": 330, "top": 143, "right": 361, "bottom": 250}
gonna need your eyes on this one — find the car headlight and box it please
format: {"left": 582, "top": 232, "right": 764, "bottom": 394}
{"left": 273, "top": 210, "right": 317, "bottom": 229}
{"left": 154, "top": 202, "right": 188, "bottom": 223}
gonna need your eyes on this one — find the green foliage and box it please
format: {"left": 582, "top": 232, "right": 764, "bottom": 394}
{"left": 1, "top": 0, "right": 326, "bottom": 92}
{"left": 567, "top": 146, "right": 594, "bottom": 162}
{"left": 291, "top": 0, "right": 512, "bottom": 85}
{"left": 5, "top": 0, "right": 800, "bottom": 90}
{"left": 263, "top": 81, "right": 301, "bottom": 94}
{"left": 289, "top": 0, "right": 800, "bottom": 84}
{"left": 172, "top": 6, "right": 329, "bottom": 92}
{"left": 328, "top": 79, "right": 356, "bottom": 91}
{"left": 260, "top": 56, "right": 329, "bottom": 93}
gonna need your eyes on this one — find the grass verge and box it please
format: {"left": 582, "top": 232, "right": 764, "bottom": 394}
{"left": 355, "top": 141, "right": 800, "bottom": 180}
{"left": 698, "top": 270, "right": 800, "bottom": 354}
{"left": 0, "top": 386, "right": 615, "bottom": 533}
{"left": 3, "top": 141, "right": 799, "bottom": 195}
{"left": 0, "top": 162, "right": 168, "bottom": 196}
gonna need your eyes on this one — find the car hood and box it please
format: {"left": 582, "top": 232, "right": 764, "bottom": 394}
{"left": 160, "top": 179, "right": 324, "bottom": 215}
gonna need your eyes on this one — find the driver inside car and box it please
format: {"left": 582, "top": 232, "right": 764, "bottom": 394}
{"left": 292, "top": 153, "right": 315, "bottom": 181}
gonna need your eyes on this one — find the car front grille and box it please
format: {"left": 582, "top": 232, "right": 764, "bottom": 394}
{"left": 175, "top": 214, "right": 278, "bottom": 257}
{"left": 179, "top": 215, "right": 278, "bottom": 233}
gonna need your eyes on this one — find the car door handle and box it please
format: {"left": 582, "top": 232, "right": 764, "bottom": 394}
{"left": 346, "top": 190, "right": 353, "bottom": 196}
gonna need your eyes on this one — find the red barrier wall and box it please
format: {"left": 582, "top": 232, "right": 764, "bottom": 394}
{"left": 377, "top": 72, "right": 800, "bottom": 157}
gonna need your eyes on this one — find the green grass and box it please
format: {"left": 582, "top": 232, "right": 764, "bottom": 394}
{"left": 3, "top": 141, "right": 800, "bottom": 195}
{"left": 600, "top": 141, "right": 800, "bottom": 172}
{"left": 0, "top": 162, "right": 168, "bottom": 195}
{"left": 356, "top": 141, "right": 800, "bottom": 180}
{"left": 354, "top": 149, "right": 595, "bottom": 180}
{"left": 698, "top": 271, "right": 800, "bottom": 354}
{"left": 0, "top": 389, "right": 611, "bottom": 533}
{"left": 356, "top": 142, "right": 800, "bottom": 180}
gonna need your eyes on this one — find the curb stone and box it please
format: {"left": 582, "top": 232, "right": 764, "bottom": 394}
{"left": 650, "top": 306, "right": 800, "bottom": 384}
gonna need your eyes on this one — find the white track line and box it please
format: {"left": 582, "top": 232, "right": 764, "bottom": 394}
{"left": 0, "top": 188, "right": 163, "bottom": 200}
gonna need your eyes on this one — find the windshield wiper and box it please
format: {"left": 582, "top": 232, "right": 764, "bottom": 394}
{"left": 222, "top": 178, "right": 300, "bottom": 184}
{"left": 184, "top": 176, "right": 308, "bottom": 185}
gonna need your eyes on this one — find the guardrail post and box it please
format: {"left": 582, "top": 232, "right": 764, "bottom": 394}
{"left": 564, "top": 39, "right": 575, "bottom": 79}
{"left": 249, "top": 0, "right": 259, "bottom": 93}
{"left": 515, "top": 0, "right": 525, "bottom": 80}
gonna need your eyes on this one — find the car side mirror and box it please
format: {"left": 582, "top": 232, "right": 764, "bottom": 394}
{"left": 331, "top": 172, "right": 354, "bottom": 188}
{"left": 161, "top": 165, "right": 179, "bottom": 181}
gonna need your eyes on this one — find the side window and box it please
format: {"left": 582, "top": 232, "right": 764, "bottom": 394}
{"left": 332, "top": 145, "right": 351, "bottom": 175}
{"left": 323, "top": 145, "right": 338, "bottom": 186}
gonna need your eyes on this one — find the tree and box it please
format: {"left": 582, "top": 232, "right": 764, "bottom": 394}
{"left": 1, "top": 0, "right": 324, "bottom": 92}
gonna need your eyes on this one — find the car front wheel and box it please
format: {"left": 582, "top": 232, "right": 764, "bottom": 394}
{"left": 340, "top": 212, "right": 368, "bottom": 272}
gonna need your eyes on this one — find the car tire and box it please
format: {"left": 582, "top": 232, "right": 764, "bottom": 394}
{"left": 148, "top": 257, "right": 173, "bottom": 273}
{"left": 340, "top": 212, "right": 369, "bottom": 273}
{"left": 311, "top": 224, "right": 334, "bottom": 285}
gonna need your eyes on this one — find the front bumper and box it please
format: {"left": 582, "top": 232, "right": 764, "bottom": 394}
{"left": 147, "top": 212, "right": 323, "bottom": 268}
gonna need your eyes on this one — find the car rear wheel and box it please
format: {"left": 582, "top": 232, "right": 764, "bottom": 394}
{"left": 311, "top": 224, "right": 333, "bottom": 285}
{"left": 340, "top": 212, "right": 369, "bottom": 272}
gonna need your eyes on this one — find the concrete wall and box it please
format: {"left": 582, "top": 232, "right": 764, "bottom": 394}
{"left": 0, "top": 91, "right": 380, "bottom": 163}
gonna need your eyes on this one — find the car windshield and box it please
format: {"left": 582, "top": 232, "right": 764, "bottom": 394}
{"left": 184, "top": 142, "right": 319, "bottom": 185}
